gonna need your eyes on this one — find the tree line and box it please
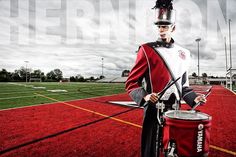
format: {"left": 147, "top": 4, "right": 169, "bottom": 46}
{"left": 0, "top": 67, "right": 99, "bottom": 82}
{"left": 0, "top": 67, "right": 64, "bottom": 82}
{"left": 0, "top": 68, "right": 132, "bottom": 82}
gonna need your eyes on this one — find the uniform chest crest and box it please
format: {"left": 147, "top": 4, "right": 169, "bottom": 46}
{"left": 178, "top": 50, "right": 186, "bottom": 60}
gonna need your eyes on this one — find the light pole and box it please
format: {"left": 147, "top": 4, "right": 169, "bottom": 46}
{"left": 101, "top": 57, "right": 104, "bottom": 77}
{"left": 224, "top": 37, "right": 228, "bottom": 71}
{"left": 224, "top": 37, "right": 228, "bottom": 88}
{"left": 24, "top": 61, "right": 29, "bottom": 83}
{"left": 228, "top": 19, "right": 233, "bottom": 90}
{"left": 195, "top": 38, "right": 201, "bottom": 80}
{"left": 229, "top": 19, "right": 232, "bottom": 69}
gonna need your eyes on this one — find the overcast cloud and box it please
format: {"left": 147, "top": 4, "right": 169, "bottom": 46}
{"left": 0, "top": 0, "right": 235, "bottom": 78}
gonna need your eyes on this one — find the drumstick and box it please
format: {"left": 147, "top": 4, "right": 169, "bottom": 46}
{"left": 158, "top": 77, "right": 181, "bottom": 99}
{"left": 142, "top": 77, "right": 181, "bottom": 108}
{"left": 191, "top": 90, "right": 211, "bottom": 111}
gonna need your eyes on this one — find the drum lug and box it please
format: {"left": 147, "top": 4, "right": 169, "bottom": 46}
{"left": 156, "top": 103, "right": 165, "bottom": 126}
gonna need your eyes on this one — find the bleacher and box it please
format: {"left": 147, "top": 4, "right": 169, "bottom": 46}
{"left": 96, "top": 77, "right": 127, "bottom": 83}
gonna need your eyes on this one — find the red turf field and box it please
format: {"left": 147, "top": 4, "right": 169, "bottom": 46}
{"left": 0, "top": 85, "right": 235, "bottom": 157}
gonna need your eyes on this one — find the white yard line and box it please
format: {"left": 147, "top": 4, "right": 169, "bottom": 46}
{"left": 0, "top": 92, "right": 126, "bottom": 111}
{"left": 0, "top": 95, "right": 37, "bottom": 100}
{"left": 0, "top": 87, "right": 124, "bottom": 100}
{"left": 0, "top": 92, "right": 77, "bottom": 100}
{"left": 0, "top": 91, "right": 39, "bottom": 95}
{"left": 0, "top": 83, "right": 123, "bottom": 94}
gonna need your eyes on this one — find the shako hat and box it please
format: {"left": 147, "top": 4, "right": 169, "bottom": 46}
{"left": 152, "top": 0, "right": 176, "bottom": 25}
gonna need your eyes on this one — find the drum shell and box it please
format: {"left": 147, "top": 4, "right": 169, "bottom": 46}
{"left": 163, "top": 115, "right": 211, "bottom": 157}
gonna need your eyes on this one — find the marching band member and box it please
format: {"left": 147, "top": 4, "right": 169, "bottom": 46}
{"left": 125, "top": 0, "right": 206, "bottom": 156}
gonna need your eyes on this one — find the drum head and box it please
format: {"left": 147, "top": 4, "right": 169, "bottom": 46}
{"left": 164, "top": 110, "right": 211, "bottom": 120}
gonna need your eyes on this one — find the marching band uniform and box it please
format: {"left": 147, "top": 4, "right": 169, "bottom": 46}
{"left": 125, "top": 39, "right": 198, "bottom": 157}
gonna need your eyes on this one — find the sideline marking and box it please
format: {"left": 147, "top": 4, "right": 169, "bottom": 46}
{"left": 210, "top": 145, "right": 236, "bottom": 156}
{"left": 35, "top": 93, "right": 236, "bottom": 156}
{"left": 35, "top": 93, "right": 141, "bottom": 128}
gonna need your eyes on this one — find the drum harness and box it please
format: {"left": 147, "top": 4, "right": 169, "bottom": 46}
{"left": 154, "top": 76, "right": 181, "bottom": 157}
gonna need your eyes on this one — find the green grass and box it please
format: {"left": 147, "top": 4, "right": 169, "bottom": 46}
{"left": 0, "top": 82, "right": 126, "bottom": 109}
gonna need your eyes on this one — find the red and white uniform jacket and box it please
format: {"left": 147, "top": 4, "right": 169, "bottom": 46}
{"left": 125, "top": 39, "right": 197, "bottom": 107}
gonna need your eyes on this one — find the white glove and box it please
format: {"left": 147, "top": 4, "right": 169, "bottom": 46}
{"left": 143, "top": 93, "right": 159, "bottom": 103}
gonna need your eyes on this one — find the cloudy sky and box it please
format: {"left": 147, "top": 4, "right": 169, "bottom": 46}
{"left": 0, "top": 0, "right": 235, "bottom": 78}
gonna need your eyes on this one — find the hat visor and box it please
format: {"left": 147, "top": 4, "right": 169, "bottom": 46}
{"left": 154, "top": 21, "right": 173, "bottom": 25}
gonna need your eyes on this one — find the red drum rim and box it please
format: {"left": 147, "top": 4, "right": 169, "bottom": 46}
{"left": 164, "top": 110, "right": 212, "bottom": 121}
